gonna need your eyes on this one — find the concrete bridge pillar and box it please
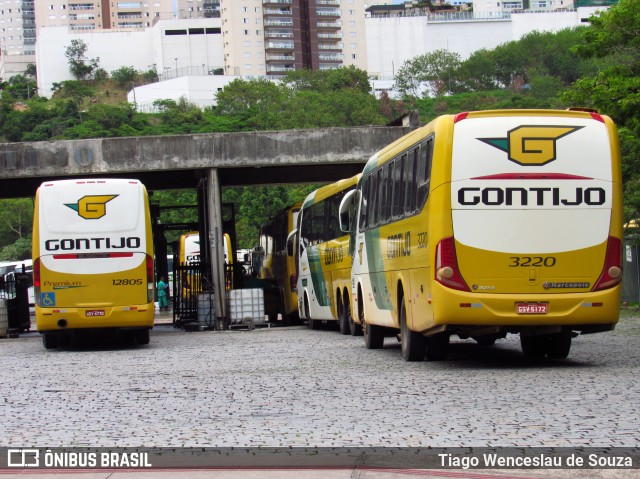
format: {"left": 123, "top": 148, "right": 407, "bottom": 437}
{"left": 206, "top": 168, "right": 226, "bottom": 323}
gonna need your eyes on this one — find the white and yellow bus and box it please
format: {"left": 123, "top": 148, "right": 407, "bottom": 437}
{"left": 294, "top": 174, "right": 361, "bottom": 333}
{"left": 33, "top": 178, "right": 155, "bottom": 349}
{"left": 339, "top": 109, "right": 623, "bottom": 361}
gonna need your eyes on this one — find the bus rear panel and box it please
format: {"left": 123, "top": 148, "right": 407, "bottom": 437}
{"left": 33, "top": 179, "right": 155, "bottom": 348}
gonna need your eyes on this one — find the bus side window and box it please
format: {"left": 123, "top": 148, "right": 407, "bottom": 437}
{"left": 359, "top": 176, "right": 370, "bottom": 232}
{"left": 326, "top": 191, "right": 342, "bottom": 239}
{"left": 310, "top": 201, "right": 325, "bottom": 244}
{"left": 378, "top": 165, "right": 389, "bottom": 225}
{"left": 404, "top": 148, "right": 418, "bottom": 215}
{"left": 370, "top": 170, "right": 380, "bottom": 228}
{"left": 416, "top": 138, "right": 433, "bottom": 210}
{"left": 392, "top": 155, "right": 405, "bottom": 219}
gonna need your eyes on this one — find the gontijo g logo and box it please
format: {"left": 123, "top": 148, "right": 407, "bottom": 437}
{"left": 65, "top": 195, "right": 118, "bottom": 220}
{"left": 479, "top": 125, "right": 583, "bottom": 166}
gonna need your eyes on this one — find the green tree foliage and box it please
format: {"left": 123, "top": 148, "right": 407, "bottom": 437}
{"left": 215, "top": 67, "right": 386, "bottom": 129}
{"left": 0, "top": 199, "right": 33, "bottom": 257}
{"left": 111, "top": 66, "right": 138, "bottom": 88}
{"left": 1, "top": 74, "right": 37, "bottom": 101}
{"left": 0, "top": 237, "right": 32, "bottom": 261}
{"left": 394, "top": 50, "right": 462, "bottom": 98}
{"left": 65, "top": 39, "right": 101, "bottom": 81}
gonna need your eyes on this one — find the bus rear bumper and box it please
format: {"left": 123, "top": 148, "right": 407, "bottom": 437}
{"left": 36, "top": 305, "right": 154, "bottom": 332}
{"left": 424, "top": 285, "right": 620, "bottom": 337}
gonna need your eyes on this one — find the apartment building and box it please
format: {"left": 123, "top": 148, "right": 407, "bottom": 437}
{"left": 473, "top": 0, "right": 575, "bottom": 17}
{"left": 0, "top": 0, "right": 35, "bottom": 78}
{"left": 220, "top": 0, "right": 368, "bottom": 77}
{"left": 35, "top": 1, "right": 176, "bottom": 30}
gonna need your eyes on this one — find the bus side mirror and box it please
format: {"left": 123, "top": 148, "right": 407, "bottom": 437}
{"left": 339, "top": 189, "right": 358, "bottom": 233}
{"left": 286, "top": 229, "right": 297, "bottom": 257}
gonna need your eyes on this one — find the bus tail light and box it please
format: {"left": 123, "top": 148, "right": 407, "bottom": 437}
{"left": 435, "top": 237, "right": 470, "bottom": 292}
{"left": 34, "top": 258, "right": 41, "bottom": 305}
{"left": 146, "top": 254, "right": 155, "bottom": 303}
{"left": 290, "top": 274, "right": 297, "bottom": 293}
{"left": 592, "top": 236, "right": 622, "bottom": 291}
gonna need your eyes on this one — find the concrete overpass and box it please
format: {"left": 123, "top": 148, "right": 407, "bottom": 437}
{"left": 0, "top": 125, "right": 415, "bottom": 319}
{"left": 0, "top": 126, "right": 413, "bottom": 198}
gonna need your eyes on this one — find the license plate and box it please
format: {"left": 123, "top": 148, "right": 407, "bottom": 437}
{"left": 516, "top": 303, "right": 548, "bottom": 314}
{"left": 86, "top": 310, "right": 105, "bottom": 317}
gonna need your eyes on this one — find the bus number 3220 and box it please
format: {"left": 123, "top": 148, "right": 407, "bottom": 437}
{"left": 509, "top": 257, "right": 556, "bottom": 267}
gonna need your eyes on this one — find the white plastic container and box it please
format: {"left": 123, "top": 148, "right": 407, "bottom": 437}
{"left": 226, "top": 289, "right": 265, "bottom": 326}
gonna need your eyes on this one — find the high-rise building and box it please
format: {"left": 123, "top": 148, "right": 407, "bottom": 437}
{"left": 34, "top": 1, "right": 179, "bottom": 31}
{"left": 220, "top": 0, "right": 367, "bottom": 77}
{"left": 0, "top": 0, "right": 36, "bottom": 78}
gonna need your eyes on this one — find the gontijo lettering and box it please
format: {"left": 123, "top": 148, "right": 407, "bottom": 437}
{"left": 44, "top": 237, "right": 141, "bottom": 251}
{"left": 457, "top": 187, "right": 606, "bottom": 206}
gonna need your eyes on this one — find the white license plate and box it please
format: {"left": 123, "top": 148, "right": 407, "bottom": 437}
{"left": 86, "top": 310, "right": 105, "bottom": 317}
{"left": 515, "top": 303, "right": 548, "bottom": 314}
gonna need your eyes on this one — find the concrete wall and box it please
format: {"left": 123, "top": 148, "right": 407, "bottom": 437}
{"left": 128, "top": 75, "right": 239, "bottom": 111}
{"left": 366, "top": 16, "right": 513, "bottom": 79}
{"left": 35, "top": 18, "right": 223, "bottom": 98}
{"left": 0, "top": 126, "right": 412, "bottom": 197}
{"left": 36, "top": 27, "right": 155, "bottom": 97}
{"left": 365, "top": 9, "right": 605, "bottom": 80}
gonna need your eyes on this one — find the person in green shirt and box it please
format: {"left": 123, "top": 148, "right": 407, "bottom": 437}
{"left": 157, "top": 277, "right": 169, "bottom": 311}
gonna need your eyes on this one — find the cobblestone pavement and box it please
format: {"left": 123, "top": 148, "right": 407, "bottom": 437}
{"left": 1, "top": 311, "right": 639, "bottom": 478}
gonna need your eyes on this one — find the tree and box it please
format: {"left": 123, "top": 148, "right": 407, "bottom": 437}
{"left": 65, "top": 39, "right": 101, "bottom": 80}
{"left": 111, "top": 66, "right": 138, "bottom": 88}
{"left": 394, "top": 50, "right": 462, "bottom": 99}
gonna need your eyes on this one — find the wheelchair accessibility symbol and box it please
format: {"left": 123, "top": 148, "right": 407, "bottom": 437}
{"left": 41, "top": 293, "right": 56, "bottom": 306}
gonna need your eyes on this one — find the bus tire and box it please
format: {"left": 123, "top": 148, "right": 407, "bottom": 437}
{"left": 338, "top": 295, "right": 350, "bottom": 336}
{"left": 547, "top": 333, "right": 571, "bottom": 359}
{"left": 364, "top": 322, "right": 384, "bottom": 349}
{"left": 350, "top": 316, "right": 363, "bottom": 336}
{"left": 400, "top": 298, "right": 427, "bottom": 361}
{"left": 42, "top": 333, "right": 58, "bottom": 350}
{"left": 305, "top": 297, "right": 320, "bottom": 330}
{"left": 520, "top": 334, "right": 547, "bottom": 359}
{"left": 136, "top": 329, "right": 150, "bottom": 345}
{"left": 426, "top": 333, "right": 449, "bottom": 361}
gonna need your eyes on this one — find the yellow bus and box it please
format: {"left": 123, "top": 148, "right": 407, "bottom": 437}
{"left": 339, "top": 109, "right": 623, "bottom": 361}
{"left": 33, "top": 178, "right": 155, "bottom": 349}
{"left": 177, "top": 231, "right": 233, "bottom": 289}
{"left": 294, "top": 175, "right": 361, "bottom": 333}
{"left": 256, "top": 203, "right": 302, "bottom": 322}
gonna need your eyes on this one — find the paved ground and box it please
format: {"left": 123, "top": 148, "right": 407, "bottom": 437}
{"left": 1, "top": 309, "right": 639, "bottom": 478}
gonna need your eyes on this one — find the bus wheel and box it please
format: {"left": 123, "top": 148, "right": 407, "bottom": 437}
{"left": 520, "top": 334, "right": 547, "bottom": 359}
{"left": 338, "top": 297, "right": 350, "bottom": 336}
{"left": 350, "top": 317, "right": 363, "bottom": 336}
{"left": 136, "top": 329, "right": 150, "bottom": 345}
{"left": 400, "top": 299, "right": 427, "bottom": 361}
{"left": 305, "top": 298, "right": 320, "bottom": 330}
{"left": 426, "top": 333, "right": 449, "bottom": 361}
{"left": 364, "top": 322, "right": 384, "bottom": 349}
{"left": 42, "top": 333, "right": 58, "bottom": 350}
{"left": 547, "top": 333, "right": 571, "bottom": 359}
